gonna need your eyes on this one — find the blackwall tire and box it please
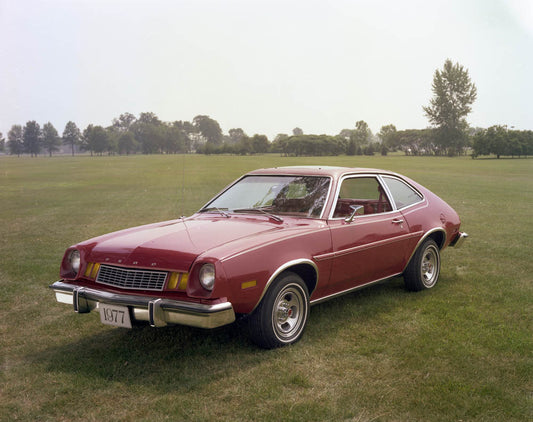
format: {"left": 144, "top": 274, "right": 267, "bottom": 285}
{"left": 248, "top": 272, "right": 309, "bottom": 349}
{"left": 404, "top": 239, "right": 441, "bottom": 292}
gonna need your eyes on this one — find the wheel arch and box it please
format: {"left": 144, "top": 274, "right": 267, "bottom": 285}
{"left": 402, "top": 228, "right": 446, "bottom": 273}
{"left": 251, "top": 259, "right": 318, "bottom": 313}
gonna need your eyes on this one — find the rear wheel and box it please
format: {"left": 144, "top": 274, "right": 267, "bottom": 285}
{"left": 404, "top": 239, "right": 440, "bottom": 291}
{"left": 248, "top": 272, "right": 309, "bottom": 349}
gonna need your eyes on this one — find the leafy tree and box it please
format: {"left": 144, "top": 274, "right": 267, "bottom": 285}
{"left": 347, "top": 120, "right": 372, "bottom": 155}
{"left": 62, "top": 121, "right": 81, "bottom": 156}
{"left": 129, "top": 113, "right": 164, "bottom": 154}
{"left": 228, "top": 128, "right": 246, "bottom": 144}
{"left": 281, "top": 135, "right": 344, "bottom": 156}
{"left": 338, "top": 129, "right": 353, "bottom": 140}
{"left": 487, "top": 125, "right": 508, "bottom": 158}
{"left": 233, "top": 136, "right": 253, "bottom": 155}
{"left": 7, "top": 125, "right": 24, "bottom": 156}
{"left": 112, "top": 112, "right": 137, "bottom": 132}
{"left": 42, "top": 122, "right": 61, "bottom": 156}
{"left": 117, "top": 131, "right": 138, "bottom": 155}
{"left": 346, "top": 138, "right": 356, "bottom": 156}
{"left": 423, "top": 59, "right": 477, "bottom": 156}
{"left": 471, "top": 126, "right": 533, "bottom": 159}
{"left": 271, "top": 134, "right": 289, "bottom": 155}
{"left": 378, "top": 124, "right": 398, "bottom": 150}
{"left": 137, "top": 123, "right": 164, "bottom": 153}
{"left": 354, "top": 120, "right": 372, "bottom": 146}
{"left": 292, "top": 127, "right": 303, "bottom": 136}
{"left": 395, "top": 129, "right": 436, "bottom": 155}
{"left": 23, "top": 121, "right": 41, "bottom": 156}
{"left": 83, "top": 125, "right": 109, "bottom": 155}
{"left": 0, "top": 132, "right": 4, "bottom": 152}
{"left": 137, "top": 112, "right": 161, "bottom": 125}
{"left": 364, "top": 144, "right": 375, "bottom": 156}
{"left": 193, "top": 115, "right": 223, "bottom": 145}
{"left": 163, "top": 124, "right": 187, "bottom": 154}
{"left": 171, "top": 121, "right": 193, "bottom": 152}
{"left": 250, "top": 134, "right": 269, "bottom": 154}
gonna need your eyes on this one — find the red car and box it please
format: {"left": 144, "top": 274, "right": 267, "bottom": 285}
{"left": 51, "top": 166, "right": 467, "bottom": 348}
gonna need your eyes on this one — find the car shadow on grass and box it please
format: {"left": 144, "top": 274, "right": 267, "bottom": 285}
{"left": 33, "top": 276, "right": 430, "bottom": 392}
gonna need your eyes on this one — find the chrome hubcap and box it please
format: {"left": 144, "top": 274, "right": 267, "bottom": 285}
{"left": 421, "top": 246, "right": 438, "bottom": 287}
{"left": 273, "top": 284, "right": 306, "bottom": 340}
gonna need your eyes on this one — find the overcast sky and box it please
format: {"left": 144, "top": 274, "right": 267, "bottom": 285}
{"left": 1, "top": 0, "right": 532, "bottom": 139}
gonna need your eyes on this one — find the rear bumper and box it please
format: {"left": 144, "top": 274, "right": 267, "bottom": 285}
{"left": 449, "top": 232, "right": 468, "bottom": 248}
{"left": 49, "top": 281, "right": 235, "bottom": 329}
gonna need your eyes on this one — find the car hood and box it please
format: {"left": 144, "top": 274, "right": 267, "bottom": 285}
{"left": 81, "top": 215, "right": 286, "bottom": 271}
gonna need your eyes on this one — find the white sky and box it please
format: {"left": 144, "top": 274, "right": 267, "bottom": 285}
{"left": 1, "top": 0, "right": 532, "bottom": 139}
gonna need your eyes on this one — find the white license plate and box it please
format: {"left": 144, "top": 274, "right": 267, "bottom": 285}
{"left": 99, "top": 304, "right": 132, "bottom": 328}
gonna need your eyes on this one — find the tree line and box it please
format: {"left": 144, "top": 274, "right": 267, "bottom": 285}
{"left": 1, "top": 113, "right": 531, "bottom": 159}
{"left": 0, "top": 60, "right": 530, "bottom": 159}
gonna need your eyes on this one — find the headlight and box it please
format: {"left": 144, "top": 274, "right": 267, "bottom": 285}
{"left": 69, "top": 249, "right": 81, "bottom": 274}
{"left": 199, "top": 263, "right": 215, "bottom": 291}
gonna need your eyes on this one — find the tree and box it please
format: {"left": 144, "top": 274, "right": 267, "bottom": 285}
{"left": 42, "top": 122, "right": 61, "bottom": 156}
{"left": 83, "top": 125, "right": 109, "bottom": 155}
{"left": 348, "top": 120, "right": 372, "bottom": 155}
{"left": 137, "top": 112, "right": 161, "bottom": 125}
{"left": 292, "top": 127, "right": 303, "bottom": 136}
{"left": 7, "top": 125, "right": 24, "bottom": 156}
{"left": 112, "top": 112, "right": 137, "bottom": 132}
{"left": 378, "top": 124, "right": 398, "bottom": 150}
{"left": 250, "top": 134, "right": 269, "bottom": 154}
{"left": 228, "top": 128, "right": 246, "bottom": 144}
{"left": 346, "top": 138, "right": 356, "bottom": 156}
{"left": 0, "top": 132, "right": 4, "bottom": 152}
{"left": 271, "top": 134, "right": 289, "bottom": 155}
{"left": 23, "top": 121, "right": 41, "bottom": 156}
{"left": 193, "top": 115, "right": 223, "bottom": 145}
{"left": 117, "top": 131, "right": 138, "bottom": 155}
{"left": 423, "top": 59, "right": 477, "bottom": 156}
{"left": 471, "top": 125, "right": 533, "bottom": 159}
{"left": 62, "top": 121, "right": 81, "bottom": 156}
{"left": 162, "top": 124, "right": 187, "bottom": 154}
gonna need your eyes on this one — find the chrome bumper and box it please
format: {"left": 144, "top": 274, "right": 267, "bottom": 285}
{"left": 49, "top": 281, "right": 236, "bottom": 329}
{"left": 449, "top": 232, "right": 468, "bottom": 248}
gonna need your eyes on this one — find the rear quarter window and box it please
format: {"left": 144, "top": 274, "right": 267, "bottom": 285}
{"left": 382, "top": 176, "right": 423, "bottom": 209}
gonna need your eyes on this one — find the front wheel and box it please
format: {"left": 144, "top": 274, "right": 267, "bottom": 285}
{"left": 404, "top": 239, "right": 441, "bottom": 291}
{"left": 248, "top": 272, "right": 309, "bottom": 349}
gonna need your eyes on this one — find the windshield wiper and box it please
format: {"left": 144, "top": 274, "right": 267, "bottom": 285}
{"left": 232, "top": 208, "right": 284, "bottom": 222}
{"left": 198, "top": 207, "right": 230, "bottom": 218}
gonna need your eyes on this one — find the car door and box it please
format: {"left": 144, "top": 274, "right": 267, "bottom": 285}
{"left": 325, "top": 175, "right": 413, "bottom": 295}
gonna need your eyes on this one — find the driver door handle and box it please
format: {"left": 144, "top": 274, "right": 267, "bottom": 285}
{"left": 392, "top": 218, "right": 404, "bottom": 224}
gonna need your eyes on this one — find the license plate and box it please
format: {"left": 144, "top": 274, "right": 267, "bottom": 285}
{"left": 99, "top": 304, "right": 132, "bottom": 328}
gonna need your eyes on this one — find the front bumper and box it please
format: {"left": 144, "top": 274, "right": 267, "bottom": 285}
{"left": 449, "top": 232, "right": 468, "bottom": 248}
{"left": 50, "top": 281, "right": 236, "bottom": 329}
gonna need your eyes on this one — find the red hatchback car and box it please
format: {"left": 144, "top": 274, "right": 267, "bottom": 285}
{"left": 51, "top": 166, "right": 467, "bottom": 348}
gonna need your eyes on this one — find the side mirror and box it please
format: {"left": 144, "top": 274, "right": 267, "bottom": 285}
{"left": 345, "top": 205, "right": 363, "bottom": 223}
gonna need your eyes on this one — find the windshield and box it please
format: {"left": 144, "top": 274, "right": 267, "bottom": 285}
{"left": 202, "top": 175, "right": 331, "bottom": 218}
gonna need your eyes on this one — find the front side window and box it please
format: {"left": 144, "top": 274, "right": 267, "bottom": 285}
{"left": 382, "top": 176, "right": 423, "bottom": 209}
{"left": 203, "top": 175, "right": 331, "bottom": 218}
{"left": 332, "top": 177, "right": 392, "bottom": 219}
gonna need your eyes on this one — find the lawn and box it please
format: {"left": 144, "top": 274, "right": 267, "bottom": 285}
{"left": 0, "top": 154, "right": 531, "bottom": 421}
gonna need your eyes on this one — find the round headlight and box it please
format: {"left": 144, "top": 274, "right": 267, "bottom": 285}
{"left": 199, "top": 263, "right": 215, "bottom": 291}
{"left": 69, "top": 249, "right": 81, "bottom": 274}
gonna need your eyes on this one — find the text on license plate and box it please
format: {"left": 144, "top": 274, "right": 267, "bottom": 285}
{"left": 99, "top": 303, "right": 132, "bottom": 328}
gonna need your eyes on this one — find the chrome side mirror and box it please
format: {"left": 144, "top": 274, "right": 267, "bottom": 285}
{"left": 345, "top": 205, "right": 363, "bottom": 223}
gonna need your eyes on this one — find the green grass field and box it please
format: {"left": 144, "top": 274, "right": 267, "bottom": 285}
{"left": 1, "top": 154, "right": 531, "bottom": 421}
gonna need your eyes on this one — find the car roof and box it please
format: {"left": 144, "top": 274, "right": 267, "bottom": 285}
{"left": 247, "top": 166, "right": 399, "bottom": 178}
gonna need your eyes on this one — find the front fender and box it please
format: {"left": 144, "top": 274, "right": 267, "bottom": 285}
{"left": 216, "top": 229, "right": 331, "bottom": 314}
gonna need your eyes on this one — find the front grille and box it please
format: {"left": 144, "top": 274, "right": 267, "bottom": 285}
{"left": 96, "top": 265, "right": 168, "bottom": 291}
